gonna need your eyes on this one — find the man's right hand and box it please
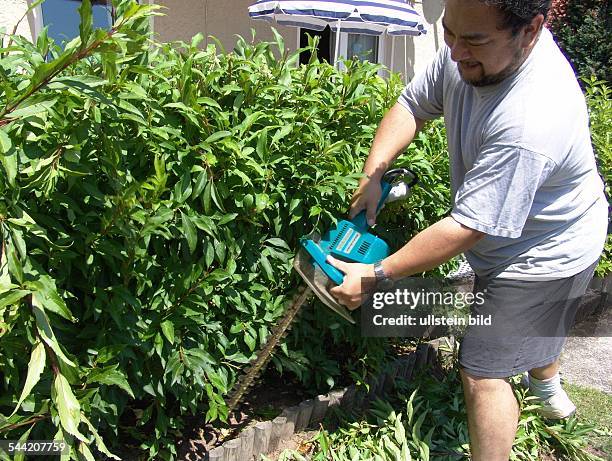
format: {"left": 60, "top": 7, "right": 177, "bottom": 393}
{"left": 349, "top": 176, "right": 383, "bottom": 226}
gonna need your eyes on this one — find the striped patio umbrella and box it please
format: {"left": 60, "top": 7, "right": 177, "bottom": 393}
{"left": 248, "top": 0, "right": 427, "bottom": 70}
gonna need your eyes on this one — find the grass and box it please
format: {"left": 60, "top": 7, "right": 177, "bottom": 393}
{"left": 565, "top": 382, "right": 612, "bottom": 456}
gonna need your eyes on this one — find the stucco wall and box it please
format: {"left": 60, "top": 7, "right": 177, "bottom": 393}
{"left": 385, "top": 0, "right": 446, "bottom": 81}
{"left": 0, "top": 0, "right": 445, "bottom": 82}
{"left": 0, "top": 0, "right": 34, "bottom": 42}
{"left": 154, "top": 0, "right": 298, "bottom": 51}
{"left": 153, "top": 0, "right": 445, "bottom": 81}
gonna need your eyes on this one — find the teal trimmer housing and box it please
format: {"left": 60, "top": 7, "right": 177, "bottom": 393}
{"left": 301, "top": 181, "right": 393, "bottom": 285}
{"left": 300, "top": 169, "right": 418, "bottom": 286}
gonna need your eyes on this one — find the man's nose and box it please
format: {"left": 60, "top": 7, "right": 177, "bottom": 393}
{"left": 449, "top": 39, "right": 471, "bottom": 62}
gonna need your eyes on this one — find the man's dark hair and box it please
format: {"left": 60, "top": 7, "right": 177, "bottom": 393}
{"left": 480, "top": 0, "right": 552, "bottom": 35}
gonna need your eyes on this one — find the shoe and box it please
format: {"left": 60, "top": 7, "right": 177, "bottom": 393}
{"left": 520, "top": 372, "right": 576, "bottom": 419}
{"left": 537, "top": 389, "right": 576, "bottom": 419}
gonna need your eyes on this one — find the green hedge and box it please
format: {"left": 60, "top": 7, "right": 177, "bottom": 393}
{"left": 547, "top": 0, "right": 611, "bottom": 84}
{"left": 0, "top": 2, "right": 426, "bottom": 459}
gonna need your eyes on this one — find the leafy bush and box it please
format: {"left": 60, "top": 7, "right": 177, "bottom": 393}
{"left": 547, "top": 0, "right": 611, "bottom": 83}
{"left": 583, "top": 76, "right": 612, "bottom": 277}
{"left": 0, "top": 1, "right": 434, "bottom": 458}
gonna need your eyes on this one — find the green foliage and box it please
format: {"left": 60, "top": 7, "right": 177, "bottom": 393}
{"left": 583, "top": 77, "right": 612, "bottom": 277}
{"left": 0, "top": 3, "right": 440, "bottom": 458}
{"left": 274, "top": 363, "right": 607, "bottom": 461}
{"left": 548, "top": 0, "right": 611, "bottom": 83}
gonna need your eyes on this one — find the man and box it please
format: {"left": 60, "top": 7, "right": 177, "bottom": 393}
{"left": 325, "top": 0, "right": 608, "bottom": 460}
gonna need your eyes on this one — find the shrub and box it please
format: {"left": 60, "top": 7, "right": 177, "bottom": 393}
{"left": 0, "top": 2, "right": 422, "bottom": 458}
{"left": 547, "top": 0, "right": 611, "bottom": 83}
{"left": 583, "top": 76, "right": 612, "bottom": 277}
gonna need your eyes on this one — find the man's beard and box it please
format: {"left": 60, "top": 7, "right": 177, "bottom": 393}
{"left": 459, "top": 47, "right": 525, "bottom": 87}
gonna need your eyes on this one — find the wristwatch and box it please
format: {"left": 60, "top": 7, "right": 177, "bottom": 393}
{"left": 373, "top": 261, "right": 394, "bottom": 290}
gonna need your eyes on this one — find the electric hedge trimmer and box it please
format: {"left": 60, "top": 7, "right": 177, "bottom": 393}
{"left": 226, "top": 168, "right": 418, "bottom": 413}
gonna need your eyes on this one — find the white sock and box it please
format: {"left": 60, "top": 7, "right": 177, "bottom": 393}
{"left": 528, "top": 373, "right": 562, "bottom": 400}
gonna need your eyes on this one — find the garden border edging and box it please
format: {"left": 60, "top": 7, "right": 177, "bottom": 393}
{"left": 206, "top": 341, "right": 440, "bottom": 461}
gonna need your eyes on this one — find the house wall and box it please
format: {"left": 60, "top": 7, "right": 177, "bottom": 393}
{"left": 154, "top": 0, "right": 299, "bottom": 52}
{"left": 0, "top": 0, "right": 34, "bottom": 42}
{"left": 0, "top": 0, "right": 446, "bottom": 82}
{"left": 154, "top": 0, "right": 446, "bottom": 81}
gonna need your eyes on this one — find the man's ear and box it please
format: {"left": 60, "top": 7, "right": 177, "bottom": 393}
{"left": 521, "top": 13, "right": 545, "bottom": 49}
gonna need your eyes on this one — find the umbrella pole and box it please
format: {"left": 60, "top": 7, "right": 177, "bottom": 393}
{"left": 390, "top": 33, "right": 395, "bottom": 77}
{"left": 334, "top": 19, "right": 341, "bottom": 69}
{"left": 404, "top": 35, "right": 408, "bottom": 84}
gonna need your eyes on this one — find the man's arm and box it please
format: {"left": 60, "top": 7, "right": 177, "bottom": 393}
{"left": 328, "top": 217, "right": 485, "bottom": 309}
{"left": 350, "top": 103, "right": 425, "bottom": 224}
{"left": 381, "top": 216, "right": 484, "bottom": 280}
{"left": 363, "top": 102, "right": 426, "bottom": 180}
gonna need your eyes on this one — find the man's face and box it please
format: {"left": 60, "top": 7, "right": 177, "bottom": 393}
{"left": 442, "top": 0, "right": 528, "bottom": 87}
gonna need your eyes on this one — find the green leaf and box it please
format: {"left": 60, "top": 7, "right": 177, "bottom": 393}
{"left": 86, "top": 365, "right": 135, "bottom": 398}
{"left": 205, "top": 131, "right": 231, "bottom": 144}
{"left": 0, "top": 289, "right": 30, "bottom": 309}
{"left": 271, "top": 27, "right": 285, "bottom": 55}
{"left": 52, "top": 373, "right": 86, "bottom": 442}
{"left": 217, "top": 213, "right": 238, "bottom": 226}
{"left": 197, "top": 97, "right": 222, "bottom": 110}
{"left": 266, "top": 238, "right": 290, "bottom": 251}
{"left": 7, "top": 244, "right": 23, "bottom": 284}
{"left": 12, "top": 424, "right": 34, "bottom": 461}
{"left": 0, "top": 129, "right": 16, "bottom": 186}
{"left": 260, "top": 255, "right": 274, "bottom": 281}
{"left": 244, "top": 331, "right": 256, "bottom": 351}
{"left": 78, "top": 441, "right": 95, "bottom": 461}
{"left": 28, "top": 281, "right": 75, "bottom": 322}
{"left": 10, "top": 341, "right": 46, "bottom": 417}
{"left": 181, "top": 211, "right": 197, "bottom": 254}
{"left": 160, "top": 320, "right": 175, "bottom": 345}
{"left": 32, "top": 294, "right": 77, "bottom": 368}
{"left": 0, "top": 128, "right": 12, "bottom": 152}
{"left": 78, "top": 0, "right": 93, "bottom": 48}
{"left": 10, "top": 98, "right": 57, "bottom": 119}
{"left": 81, "top": 414, "right": 120, "bottom": 460}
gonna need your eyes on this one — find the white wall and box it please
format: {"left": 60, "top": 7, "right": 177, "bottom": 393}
{"left": 154, "top": 0, "right": 446, "bottom": 81}
{"left": 0, "top": 0, "right": 446, "bottom": 82}
{"left": 0, "top": 0, "right": 34, "bottom": 42}
{"left": 154, "top": 0, "right": 299, "bottom": 51}
{"left": 385, "top": 0, "right": 446, "bottom": 81}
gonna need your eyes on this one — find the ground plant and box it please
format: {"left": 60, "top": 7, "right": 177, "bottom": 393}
{"left": 268, "top": 351, "right": 609, "bottom": 461}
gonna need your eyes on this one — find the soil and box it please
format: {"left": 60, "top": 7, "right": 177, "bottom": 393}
{"left": 176, "top": 366, "right": 314, "bottom": 460}
{"left": 263, "top": 430, "right": 320, "bottom": 460}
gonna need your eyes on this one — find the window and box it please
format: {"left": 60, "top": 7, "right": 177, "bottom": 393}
{"left": 346, "top": 34, "right": 379, "bottom": 63}
{"left": 40, "top": 0, "right": 113, "bottom": 46}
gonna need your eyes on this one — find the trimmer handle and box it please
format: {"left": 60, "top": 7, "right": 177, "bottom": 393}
{"left": 351, "top": 168, "right": 419, "bottom": 230}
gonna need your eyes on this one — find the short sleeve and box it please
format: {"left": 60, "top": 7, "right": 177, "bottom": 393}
{"left": 450, "top": 145, "right": 556, "bottom": 238}
{"left": 397, "top": 46, "right": 447, "bottom": 120}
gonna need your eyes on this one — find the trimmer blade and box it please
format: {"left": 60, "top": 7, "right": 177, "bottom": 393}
{"left": 294, "top": 246, "right": 356, "bottom": 324}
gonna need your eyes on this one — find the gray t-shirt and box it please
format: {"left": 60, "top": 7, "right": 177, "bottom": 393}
{"left": 399, "top": 28, "right": 608, "bottom": 279}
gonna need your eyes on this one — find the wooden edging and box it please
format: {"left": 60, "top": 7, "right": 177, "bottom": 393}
{"left": 206, "top": 341, "right": 440, "bottom": 461}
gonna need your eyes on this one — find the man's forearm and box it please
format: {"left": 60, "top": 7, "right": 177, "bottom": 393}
{"left": 363, "top": 102, "right": 425, "bottom": 180}
{"left": 381, "top": 217, "right": 485, "bottom": 280}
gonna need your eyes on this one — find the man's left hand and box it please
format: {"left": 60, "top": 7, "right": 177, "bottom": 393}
{"left": 326, "top": 256, "right": 376, "bottom": 310}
